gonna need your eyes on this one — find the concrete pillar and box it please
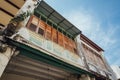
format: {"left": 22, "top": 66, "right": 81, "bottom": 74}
{"left": 80, "top": 74, "right": 91, "bottom": 80}
{"left": 91, "top": 77, "right": 95, "bottom": 80}
{"left": 0, "top": 47, "right": 15, "bottom": 77}
{"left": 67, "top": 74, "right": 78, "bottom": 80}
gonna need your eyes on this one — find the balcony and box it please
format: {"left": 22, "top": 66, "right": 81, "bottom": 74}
{"left": 18, "top": 14, "right": 84, "bottom": 69}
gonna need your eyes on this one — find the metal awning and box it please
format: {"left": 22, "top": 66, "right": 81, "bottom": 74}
{"left": 34, "top": 1, "right": 81, "bottom": 37}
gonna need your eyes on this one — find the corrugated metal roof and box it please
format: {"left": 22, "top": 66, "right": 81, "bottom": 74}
{"left": 34, "top": 1, "right": 81, "bottom": 38}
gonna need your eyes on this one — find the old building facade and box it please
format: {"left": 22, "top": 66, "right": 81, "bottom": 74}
{"left": 0, "top": 0, "right": 116, "bottom": 80}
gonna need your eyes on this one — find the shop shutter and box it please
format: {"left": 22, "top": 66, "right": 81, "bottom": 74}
{"left": 58, "top": 32, "right": 64, "bottom": 47}
{"left": 45, "top": 25, "right": 52, "bottom": 40}
{"left": 52, "top": 28, "right": 58, "bottom": 43}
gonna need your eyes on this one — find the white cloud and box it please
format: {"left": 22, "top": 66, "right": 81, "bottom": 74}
{"left": 64, "top": 9, "right": 117, "bottom": 49}
{"left": 63, "top": 9, "right": 119, "bottom": 65}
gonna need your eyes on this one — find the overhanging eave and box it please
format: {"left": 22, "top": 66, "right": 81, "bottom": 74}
{"left": 6, "top": 38, "right": 94, "bottom": 77}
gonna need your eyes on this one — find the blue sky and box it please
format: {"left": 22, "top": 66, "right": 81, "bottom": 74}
{"left": 45, "top": 0, "right": 120, "bottom": 66}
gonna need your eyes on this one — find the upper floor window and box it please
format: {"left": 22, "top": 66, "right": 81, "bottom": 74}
{"left": 38, "top": 20, "right": 46, "bottom": 36}
{"left": 26, "top": 15, "right": 77, "bottom": 54}
{"left": 38, "top": 28, "right": 44, "bottom": 36}
{"left": 28, "top": 23, "right": 37, "bottom": 32}
{"left": 27, "top": 15, "right": 38, "bottom": 32}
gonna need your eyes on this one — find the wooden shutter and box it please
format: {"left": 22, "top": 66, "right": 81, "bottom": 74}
{"left": 39, "top": 20, "right": 46, "bottom": 30}
{"left": 64, "top": 36, "right": 69, "bottom": 50}
{"left": 52, "top": 28, "right": 58, "bottom": 43}
{"left": 31, "top": 16, "right": 39, "bottom": 25}
{"left": 58, "top": 32, "right": 64, "bottom": 46}
{"left": 45, "top": 25, "right": 52, "bottom": 40}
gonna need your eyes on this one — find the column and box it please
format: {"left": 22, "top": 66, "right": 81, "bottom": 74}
{"left": 0, "top": 46, "right": 15, "bottom": 77}
{"left": 79, "top": 74, "right": 91, "bottom": 80}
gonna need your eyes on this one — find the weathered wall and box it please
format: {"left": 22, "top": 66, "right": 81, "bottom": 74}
{"left": 0, "top": 47, "right": 15, "bottom": 77}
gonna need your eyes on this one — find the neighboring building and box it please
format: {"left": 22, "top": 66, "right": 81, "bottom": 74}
{"left": 0, "top": 0, "right": 116, "bottom": 80}
{"left": 111, "top": 65, "right": 120, "bottom": 80}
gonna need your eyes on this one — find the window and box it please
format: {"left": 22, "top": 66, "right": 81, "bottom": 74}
{"left": 27, "top": 15, "right": 38, "bottom": 32}
{"left": 28, "top": 23, "right": 37, "bottom": 32}
{"left": 38, "top": 20, "right": 46, "bottom": 36}
{"left": 31, "top": 16, "right": 39, "bottom": 25}
{"left": 38, "top": 28, "right": 44, "bottom": 36}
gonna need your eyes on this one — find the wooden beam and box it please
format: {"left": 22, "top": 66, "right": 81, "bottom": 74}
{"left": 0, "top": 8, "right": 14, "bottom": 17}
{"left": 5, "top": 0, "right": 20, "bottom": 9}
{"left": 0, "top": 1, "right": 18, "bottom": 16}
{"left": 0, "top": 10, "right": 13, "bottom": 25}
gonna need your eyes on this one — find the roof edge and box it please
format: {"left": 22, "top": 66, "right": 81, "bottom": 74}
{"left": 80, "top": 34, "right": 104, "bottom": 52}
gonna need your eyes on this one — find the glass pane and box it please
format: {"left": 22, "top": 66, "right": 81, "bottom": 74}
{"left": 38, "top": 28, "right": 44, "bottom": 36}
{"left": 29, "top": 23, "right": 37, "bottom": 32}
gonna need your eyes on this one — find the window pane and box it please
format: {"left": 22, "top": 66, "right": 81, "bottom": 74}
{"left": 38, "top": 28, "right": 44, "bottom": 36}
{"left": 28, "top": 23, "right": 37, "bottom": 32}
